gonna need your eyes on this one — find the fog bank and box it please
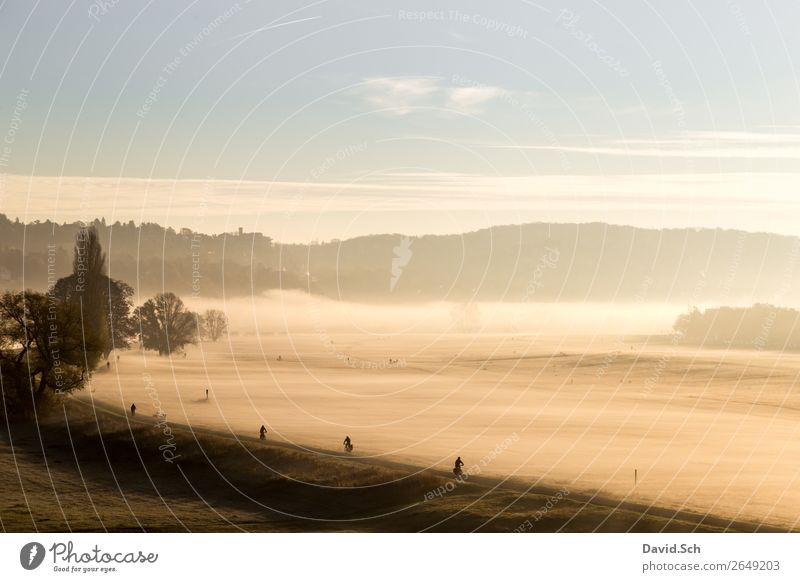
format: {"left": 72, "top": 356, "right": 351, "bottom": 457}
{"left": 185, "top": 291, "right": 682, "bottom": 337}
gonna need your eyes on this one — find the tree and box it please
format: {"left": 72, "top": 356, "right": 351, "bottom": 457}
{"left": 673, "top": 304, "right": 800, "bottom": 349}
{"left": 74, "top": 224, "right": 106, "bottom": 282}
{"left": 54, "top": 227, "right": 135, "bottom": 358}
{"left": 104, "top": 279, "right": 136, "bottom": 353}
{"left": 135, "top": 292, "right": 198, "bottom": 355}
{"left": 52, "top": 225, "right": 110, "bottom": 359}
{"left": 0, "top": 291, "right": 97, "bottom": 417}
{"left": 201, "top": 309, "right": 228, "bottom": 341}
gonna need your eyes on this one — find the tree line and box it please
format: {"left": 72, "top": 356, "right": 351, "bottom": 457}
{"left": 7, "top": 213, "right": 800, "bottom": 304}
{"left": 673, "top": 304, "right": 800, "bottom": 350}
{"left": 0, "top": 226, "right": 227, "bottom": 419}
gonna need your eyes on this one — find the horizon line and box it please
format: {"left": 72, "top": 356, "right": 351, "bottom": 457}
{"left": 2, "top": 212, "right": 796, "bottom": 245}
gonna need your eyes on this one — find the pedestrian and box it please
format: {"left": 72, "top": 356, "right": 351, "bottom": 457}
{"left": 130, "top": 403, "right": 136, "bottom": 416}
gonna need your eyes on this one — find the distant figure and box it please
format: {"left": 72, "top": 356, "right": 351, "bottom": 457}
{"left": 343, "top": 435, "right": 353, "bottom": 452}
{"left": 130, "top": 403, "right": 136, "bottom": 416}
{"left": 117, "top": 355, "right": 120, "bottom": 362}
{"left": 277, "top": 355, "right": 282, "bottom": 362}
{"left": 106, "top": 361, "right": 110, "bottom": 370}
{"left": 205, "top": 388, "right": 209, "bottom": 400}
{"left": 453, "top": 456, "right": 464, "bottom": 477}
{"left": 259, "top": 425, "right": 267, "bottom": 440}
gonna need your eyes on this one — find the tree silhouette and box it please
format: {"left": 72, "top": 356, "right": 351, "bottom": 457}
{"left": 54, "top": 226, "right": 135, "bottom": 358}
{"left": 104, "top": 279, "right": 136, "bottom": 353}
{"left": 201, "top": 309, "right": 228, "bottom": 342}
{"left": 51, "top": 225, "right": 110, "bottom": 360}
{"left": 135, "top": 292, "right": 198, "bottom": 355}
{"left": 0, "top": 290, "right": 98, "bottom": 416}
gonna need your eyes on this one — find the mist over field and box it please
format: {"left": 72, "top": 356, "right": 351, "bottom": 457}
{"left": 78, "top": 330, "right": 800, "bottom": 532}
{"left": 185, "top": 291, "right": 682, "bottom": 336}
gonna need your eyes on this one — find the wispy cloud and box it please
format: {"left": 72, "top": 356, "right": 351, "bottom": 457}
{"left": 620, "top": 130, "right": 800, "bottom": 145}
{"left": 446, "top": 86, "right": 503, "bottom": 114}
{"left": 8, "top": 171, "right": 800, "bottom": 241}
{"left": 360, "top": 77, "right": 440, "bottom": 116}
{"left": 488, "top": 131, "right": 800, "bottom": 159}
{"left": 226, "top": 16, "right": 322, "bottom": 42}
{"left": 358, "top": 77, "right": 503, "bottom": 116}
{"left": 8, "top": 171, "right": 800, "bottom": 219}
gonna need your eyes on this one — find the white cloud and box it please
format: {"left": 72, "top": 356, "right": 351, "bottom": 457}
{"left": 360, "top": 77, "right": 440, "bottom": 116}
{"left": 446, "top": 86, "right": 503, "bottom": 114}
{"left": 359, "top": 77, "right": 503, "bottom": 116}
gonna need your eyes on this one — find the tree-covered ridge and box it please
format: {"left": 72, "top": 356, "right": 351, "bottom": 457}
{"left": 3, "top": 213, "right": 800, "bottom": 303}
{"left": 674, "top": 304, "right": 800, "bottom": 350}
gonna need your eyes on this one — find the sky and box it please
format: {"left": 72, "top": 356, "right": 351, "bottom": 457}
{"left": 1, "top": 0, "right": 799, "bottom": 242}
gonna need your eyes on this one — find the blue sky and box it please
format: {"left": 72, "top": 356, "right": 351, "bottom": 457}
{"left": 1, "top": 0, "right": 800, "bottom": 241}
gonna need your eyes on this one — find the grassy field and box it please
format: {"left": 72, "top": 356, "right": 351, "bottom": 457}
{"left": 0, "top": 399, "right": 772, "bottom": 532}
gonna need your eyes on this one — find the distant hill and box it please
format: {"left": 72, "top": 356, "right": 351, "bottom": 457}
{"left": 2, "top": 214, "right": 798, "bottom": 304}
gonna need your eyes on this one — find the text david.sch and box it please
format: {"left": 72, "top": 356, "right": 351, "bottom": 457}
{"left": 643, "top": 543, "right": 701, "bottom": 554}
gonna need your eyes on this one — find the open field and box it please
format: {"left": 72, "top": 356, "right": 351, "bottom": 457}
{"left": 39, "top": 332, "right": 799, "bottom": 532}
{"left": 0, "top": 398, "right": 762, "bottom": 532}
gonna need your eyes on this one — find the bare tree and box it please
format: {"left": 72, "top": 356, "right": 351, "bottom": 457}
{"left": 134, "top": 292, "right": 198, "bottom": 355}
{"left": 201, "top": 309, "right": 228, "bottom": 342}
